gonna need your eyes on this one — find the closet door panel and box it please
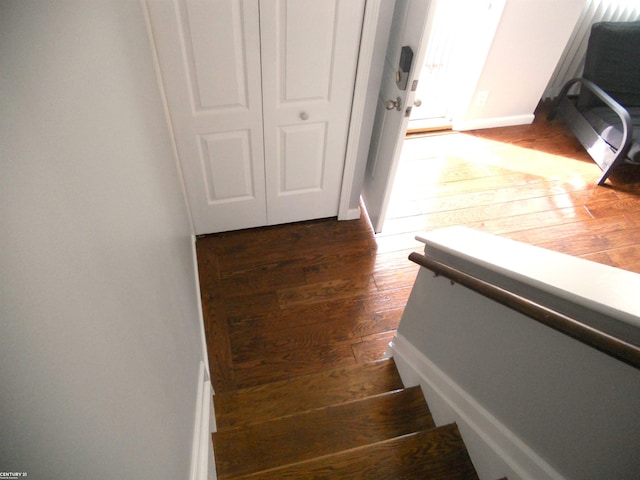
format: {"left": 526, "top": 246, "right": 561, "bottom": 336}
{"left": 199, "top": 131, "right": 254, "bottom": 201}
{"left": 147, "top": 0, "right": 266, "bottom": 234}
{"left": 261, "top": 0, "right": 365, "bottom": 225}
{"left": 184, "top": 0, "right": 249, "bottom": 109}
{"left": 279, "top": 123, "right": 326, "bottom": 192}
{"left": 279, "top": 1, "right": 335, "bottom": 102}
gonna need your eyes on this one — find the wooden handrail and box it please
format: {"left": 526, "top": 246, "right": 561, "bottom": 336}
{"left": 408, "top": 252, "right": 640, "bottom": 370}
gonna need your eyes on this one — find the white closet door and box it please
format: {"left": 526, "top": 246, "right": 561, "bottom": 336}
{"left": 147, "top": 0, "right": 267, "bottom": 234}
{"left": 260, "top": 0, "right": 365, "bottom": 225}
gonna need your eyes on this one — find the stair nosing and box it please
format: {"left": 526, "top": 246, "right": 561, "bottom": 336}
{"left": 215, "top": 385, "right": 410, "bottom": 432}
{"left": 215, "top": 357, "right": 398, "bottom": 398}
{"left": 213, "top": 385, "right": 435, "bottom": 478}
{"left": 229, "top": 424, "right": 465, "bottom": 480}
{"left": 214, "top": 357, "right": 404, "bottom": 430}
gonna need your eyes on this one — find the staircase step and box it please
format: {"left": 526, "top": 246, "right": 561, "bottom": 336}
{"left": 213, "top": 385, "right": 434, "bottom": 479}
{"left": 233, "top": 423, "right": 479, "bottom": 479}
{"left": 214, "top": 357, "right": 404, "bottom": 430}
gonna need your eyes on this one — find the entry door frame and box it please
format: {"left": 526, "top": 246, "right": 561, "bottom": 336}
{"left": 338, "top": 0, "right": 392, "bottom": 221}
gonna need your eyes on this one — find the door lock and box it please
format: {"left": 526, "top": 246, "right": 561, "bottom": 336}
{"left": 396, "top": 46, "right": 414, "bottom": 90}
{"left": 385, "top": 96, "right": 402, "bottom": 111}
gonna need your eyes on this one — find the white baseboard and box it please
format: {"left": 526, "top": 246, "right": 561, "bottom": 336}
{"left": 191, "top": 235, "right": 211, "bottom": 386}
{"left": 190, "top": 361, "right": 215, "bottom": 480}
{"left": 453, "top": 114, "right": 535, "bottom": 131}
{"left": 338, "top": 206, "right": 361, "bottom": 221}
{"left": 390, "top": 334, "right": 565, "bottom": 480}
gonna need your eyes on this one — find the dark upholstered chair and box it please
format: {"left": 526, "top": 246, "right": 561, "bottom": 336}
{"left": 549, "top": 21, "right": 640, "bottom": 185}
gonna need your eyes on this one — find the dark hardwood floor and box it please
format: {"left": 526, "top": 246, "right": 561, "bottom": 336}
{"left": 197, "top": 106, "right": 640, "bottom": 393}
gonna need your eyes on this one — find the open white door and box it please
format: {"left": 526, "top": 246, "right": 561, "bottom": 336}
{"left": 361, "top": 0, "right": 433, "bottom": 233}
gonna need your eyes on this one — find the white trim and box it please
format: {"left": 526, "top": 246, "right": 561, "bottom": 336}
{"left": 190, "top": 361, "right": 214, "bottom": 480}
{"left": 390, "top": 333, "right": 565, "bottom": 480}
{"left": 452, "top": 114, "right": 535, "bottom": 131}
{"left": 338, "top": 0, "right": 384, "bottom": 221}
{"left": 341, "top": 206, "right": 362, "bottom": 221}
{"left": 208, "top": 392, "right": 217, "bottom": 479}
{"left": 191, "top": 235, "right": 211, "bottom": 382}
{"left": 210, "top": 394, "right": 217, "bottom": 433}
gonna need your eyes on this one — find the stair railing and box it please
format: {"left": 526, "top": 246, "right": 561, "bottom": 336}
{"left": 392, "top": 227, "right": 640, "bottom": 480}
{"left": 409, "top": 251, "right": 640, "bottom": 370}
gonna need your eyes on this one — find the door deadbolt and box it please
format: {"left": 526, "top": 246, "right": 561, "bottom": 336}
{"left": 385, "top": 96, "right": 402, "bottom": 111}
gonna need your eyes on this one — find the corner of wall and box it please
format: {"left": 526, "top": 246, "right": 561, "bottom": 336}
{"left": 140, "top": 0, "right": 197, "bottom": 236}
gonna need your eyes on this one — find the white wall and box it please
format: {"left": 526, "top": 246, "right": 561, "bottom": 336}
{"left": 0, "top": 1, "right": 205, "bottom": 478}
{"left": 453, "top": 0, "right": 584, "bottom": 130}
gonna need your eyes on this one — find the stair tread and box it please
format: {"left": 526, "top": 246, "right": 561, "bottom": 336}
{"left": 214, "top": 358, "right": 404, "bottom": 430}
{"left": 233, "top": 423, "right": 479, "bottom": 480}
{"left": 213, "top": 385, "right": 434, "bottom": 479}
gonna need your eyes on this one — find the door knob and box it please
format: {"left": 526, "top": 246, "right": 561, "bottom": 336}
{"left": 385, "top": 96, "right": 402, "bottom": 111}
{"left": 300, "top": 112, "right": 309, "bottom": 120}
{"left": 413, "top": 99, "right": 422, "bottom": 107}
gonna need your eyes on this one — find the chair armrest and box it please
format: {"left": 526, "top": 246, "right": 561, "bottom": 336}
{"left": 549, "top": 77, "right": 633, "bottom": 156}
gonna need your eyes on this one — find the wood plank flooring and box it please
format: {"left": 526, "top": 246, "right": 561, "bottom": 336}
{"left": 213, "top": 386, "right": 434, "bottom": 478}
{"left": 197, "top": 106, "right": 640, "bottom": 393}
{"left": 213, "top": 359, "right": 405, "bottom": 431}
{"left": 212, "top": 358, "right": 479, "bottom": 479}
{"left": 231, "top": 423, "right": 479, "bottom": 480}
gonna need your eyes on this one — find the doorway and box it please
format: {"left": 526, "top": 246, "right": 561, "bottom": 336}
{"left": 361, "top": 0, "right": 506, "bottom": 234}
{"left": 407, "top": 0, "right": 506, "bottom": 134}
